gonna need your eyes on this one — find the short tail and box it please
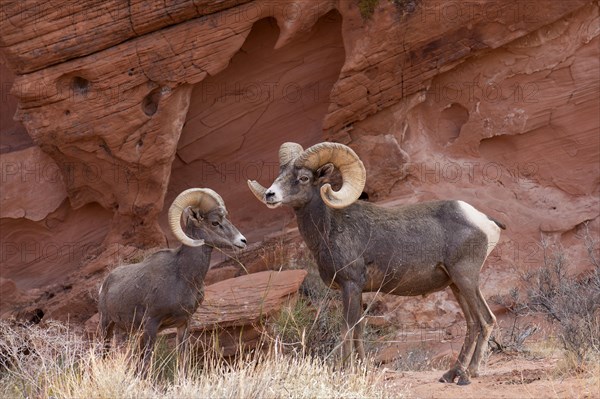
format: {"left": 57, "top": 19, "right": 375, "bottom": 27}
{"left": 488, "top": 216, "right": 506, "bottom": 230}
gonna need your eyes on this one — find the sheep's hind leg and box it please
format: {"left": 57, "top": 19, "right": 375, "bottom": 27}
{"left": 467, "top": 287, "right": 496, "bottom": 378}
{"left": 440, "top": 283, "right": 478, "bottom": 385}
{"left": 100, "top": 316, "right": 115, "bottom": 359}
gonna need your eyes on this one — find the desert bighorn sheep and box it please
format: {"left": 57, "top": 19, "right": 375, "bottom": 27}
{"left": 248, "top": 142, "right": 505, "bottom": 385}
{"left": 98, "top": 188, "right": 247, "bottom": 375}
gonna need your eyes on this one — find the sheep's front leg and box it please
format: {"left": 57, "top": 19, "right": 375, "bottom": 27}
{"left": 341, "top": 281, "right": 364, "bottom": 366}
{"left": 176, "top": 321, "right": 190, "bottom": 374}
{"left": 138, "top": 320, "right": 159, "bottom": 378}
{"left": 352, "top": 310, "right": 365, "bottom": 362}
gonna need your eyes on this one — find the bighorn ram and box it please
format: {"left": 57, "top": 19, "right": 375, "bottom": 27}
{"left": 248, "top": 142, "right": 505, "bottom": 385}
{"left": 98, "top": 188, "right": 247, "bottom": 374}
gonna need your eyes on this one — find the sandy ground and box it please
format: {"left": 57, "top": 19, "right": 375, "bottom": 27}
{"left": 382, "top": 353, "right": 599, "bottom": 399}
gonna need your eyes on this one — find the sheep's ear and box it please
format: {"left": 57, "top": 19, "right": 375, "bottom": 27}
{"left": 316, "top": 163, "right": 337, "bottom": 184}
{"left": 183, "top": 207, "right": 203, "bottom": 226}
{"left": 316, "top": 163, "right": 334, "bottom": 178}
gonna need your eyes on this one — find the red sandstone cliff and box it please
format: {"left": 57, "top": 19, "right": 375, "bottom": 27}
{"left": 1, "top": 0, "right": 598, "bottom": 326}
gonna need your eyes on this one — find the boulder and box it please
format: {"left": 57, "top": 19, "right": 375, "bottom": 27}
{"left": 163, "top": 269, "right": 308, "bottom": 356}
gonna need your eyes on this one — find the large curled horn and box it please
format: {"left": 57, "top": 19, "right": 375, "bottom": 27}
{"left": 168, "top": 188, "right": 225, "bottom": 247}
{"left": 279, "top": 142, "right": 304, "bottom": 166}
{"left": 294, "top": 142, "right": 366, "bottom": 209}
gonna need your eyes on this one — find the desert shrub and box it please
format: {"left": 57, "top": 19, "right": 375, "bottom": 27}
{"left": 522, "top": 239, "right": 600, "bottom": 366}
{"left": 270, "top": 253, "right": 344, "bottom": 358}
{"left": 270, "top": 297, "right": 342, "bottom": 357}
{"left": 393, "top": 345, "right": 436, "bottom": 372}
{"left": 358, "top": 0, "right": 380, "bottom": 19}
{"left": 490, "top": 287, "right": 540, "bottom": 354}
{"left": 394, "top": 345, "right": 429, "bottom": 372}
{"left": 494, "top": 228, "right": 600, "bottom": 368}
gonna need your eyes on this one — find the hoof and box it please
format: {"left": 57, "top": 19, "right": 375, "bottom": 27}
{"left": 439, "top": 370, "right": 457, "bottom": 383}
{"left": 456, "top": 369, "right": 471, "bottom": 386}
{"left": 457, "top": 377, "right": 471, "bottom": 386}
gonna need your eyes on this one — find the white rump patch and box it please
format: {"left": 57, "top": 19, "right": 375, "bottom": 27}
{"left": 457, "top": 200, "right": 501, "bottom": 257}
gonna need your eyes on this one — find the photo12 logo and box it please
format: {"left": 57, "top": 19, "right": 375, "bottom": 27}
{"left": 406, "top": 161, "right": 539, "bottom": 184}
{"left": 418, "top": 2, "right": 539, "bottom": 24}
{"left": 195, "top": 80, "right": 332, "bottom": 105}
{"left": 428, "top": 81, "right": 539, "bottom": 105}
{"left": 1, "top": 241, "right": 103, "bottom": 265}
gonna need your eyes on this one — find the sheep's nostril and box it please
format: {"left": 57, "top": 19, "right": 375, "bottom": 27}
{"left": 241, "top": 237, "right": 247, "bottom": 244}
{"left": 265, "top": 191, "right": 275, "bottom": 200}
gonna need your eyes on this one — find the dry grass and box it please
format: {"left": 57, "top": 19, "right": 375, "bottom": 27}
{"left": 0, "top": 319, "right": 394, "bottom": 399}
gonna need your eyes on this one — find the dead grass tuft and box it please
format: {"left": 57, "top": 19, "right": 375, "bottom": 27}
{"left": 0, "top": 319, "right": 395, "bottom": 398}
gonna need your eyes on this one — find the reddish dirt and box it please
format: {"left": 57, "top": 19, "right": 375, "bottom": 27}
{"left": 384, "top": 353, "right": 599, "bottom": 399}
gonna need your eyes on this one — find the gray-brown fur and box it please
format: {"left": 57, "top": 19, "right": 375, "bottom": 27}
{"left": 258, "top": 160, "right": 504, "bottom": 385}
{"left": 98, "top": 205, "right": 246, "bottom": 375}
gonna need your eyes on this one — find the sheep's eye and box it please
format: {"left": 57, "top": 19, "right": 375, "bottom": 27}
{"left": 211, "top": 221, "right": 220, "bottom": 227}
{"left": 298, "top": 175, "right": 309, "bottom": 183}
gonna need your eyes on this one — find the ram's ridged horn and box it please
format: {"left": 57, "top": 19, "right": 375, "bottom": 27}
{"left": 247, "top": 179, "right": 268, "bottom": 204}
{"left": 294, "top": 142, "right": 366, "bottom": 209}
{"left": 168, "top": 188, "right": 225, "bottom": 247}
{"left": 278, "top": 142, "right": 304, "bottom": 166}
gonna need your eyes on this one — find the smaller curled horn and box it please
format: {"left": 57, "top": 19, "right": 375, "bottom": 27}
{"left": 168, "top": 188, "right": 225, "bottom": 247}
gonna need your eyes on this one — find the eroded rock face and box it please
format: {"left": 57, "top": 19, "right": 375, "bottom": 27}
{"left": 1, "top": 146, "right": 66, "bottom": 221}
{"left": 164, "top": 13, "right": 345, "bottom": 243}
{"left": 0, "top": 0, "right": 598, "bottom": 326}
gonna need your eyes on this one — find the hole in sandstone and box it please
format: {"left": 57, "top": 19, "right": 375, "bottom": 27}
{"left": 99, "top": 140, "right": 112, "bottom": 155}
{"left": 72, "top": 76, "right": 90, "bottom": 95}
{"left": 142, "top": 88, "right": 161, "bottom": 116}
{"left": 32, "top": 308, "right": 44, "bottom": 324}
{"left": 64, "top": 110, "right": 71, "bottom": 116}
{"left": 28, "top": 308, "right": 44, "bottom": 324}
{"left": 438, "top": 102, "right": 469, "bottom": 145}
{"left": 168, "top": 11, "right": 345, "bottom": 243}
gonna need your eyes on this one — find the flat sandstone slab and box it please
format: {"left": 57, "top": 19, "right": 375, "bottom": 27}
{"left": 190, "top": 269, "right": 307, "bottom": 332}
